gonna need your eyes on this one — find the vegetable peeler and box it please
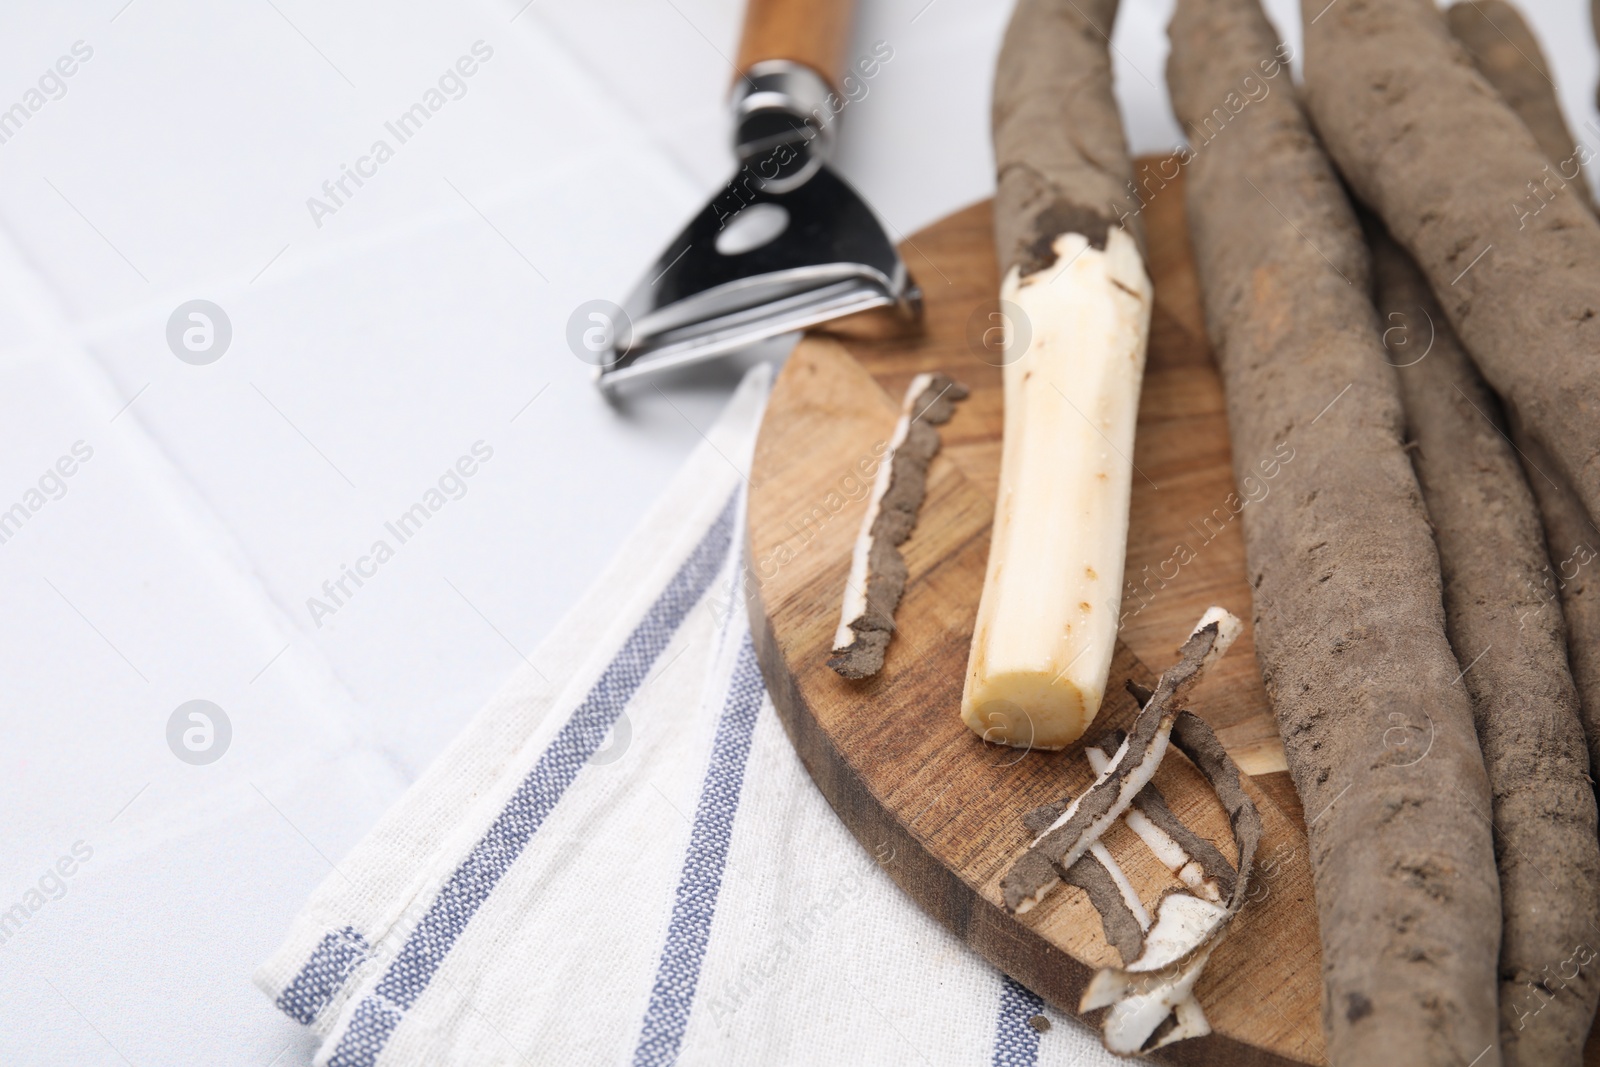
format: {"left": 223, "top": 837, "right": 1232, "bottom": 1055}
{"left": 595, "top": 0, "right": 921, "bottom": 394}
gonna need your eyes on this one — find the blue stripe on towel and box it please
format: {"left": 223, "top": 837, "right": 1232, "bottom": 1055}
{"left": 993, "top": 974, "right": 1045, "bottom": 1067}
{"left": 631, "top": 633, "right": 766, "bottom": 1067}
{"left": 316, "top": 492, "right": 737, "bottom": 1066}
{"left": 276, "top": 926, "right": 369, "bottom": 1024}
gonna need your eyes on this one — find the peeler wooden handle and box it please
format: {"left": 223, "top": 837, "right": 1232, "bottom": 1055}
{"left": 735, "top": 0, "right": 856, "bottom": 92}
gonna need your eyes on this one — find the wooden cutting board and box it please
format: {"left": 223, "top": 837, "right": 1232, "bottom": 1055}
{"left": 745, "top": 158, "right": 1323, "bottom": 1064}
{"left": 745, "top": 157, "right": 1600, "bottom": 1064}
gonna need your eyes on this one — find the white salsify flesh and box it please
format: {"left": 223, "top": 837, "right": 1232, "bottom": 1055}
{"left": 961, "top": 227, "right": 1153, "bottom": 750}
{"left": 1083, "top": 936, "right": 1221, "bottom": 1053}
{"left": 833, "top": 372, "right": 936, "bottom": 652}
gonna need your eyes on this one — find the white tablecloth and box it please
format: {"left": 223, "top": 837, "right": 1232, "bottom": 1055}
{"left": 1, "top": 0, "right": 1595, "bottom": 1063}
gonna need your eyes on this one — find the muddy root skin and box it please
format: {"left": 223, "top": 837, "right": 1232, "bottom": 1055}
{"left": 992, "top": 0, "right": 1140, "bottom": 276}
{"left": 1167, "top": 1, "right": 1503, "bottom": 1064}
{"left": 1514, "top": 425, "right": 1600, "bottom": 781}
{"left": 1446, "top": 0, "right": 1600, "bottom": 816}
{"left": 1062, "top": 851, "right": 1147, "bottom": 965}
{"left": 1300, "top": 0, "right": 1600, "bottom": 539}
{"left": 1446, "top": 0, "right": 1597, "bottom": 213}
{"left": 1375, "top": 224, "right": 1600, "bottom": 1067}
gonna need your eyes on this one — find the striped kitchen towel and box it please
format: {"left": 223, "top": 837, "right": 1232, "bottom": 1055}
{"left": 255, "top": 363, "right": 1127, "bottom": 1066}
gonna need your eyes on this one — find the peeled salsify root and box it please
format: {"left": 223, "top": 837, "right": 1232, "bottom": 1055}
{"left": 960, "top": 230, "right": 1152, "bottom": 751}
{"left": 1001, "top": 607, "right": 1261, "bottom": 1055}
{"left": 962, "top": 0, "right": 1154, "bottom": 751}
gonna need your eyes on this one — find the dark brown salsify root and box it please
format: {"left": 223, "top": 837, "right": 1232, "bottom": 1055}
{"left": 992, "top": 0, "right": 1141, "bottom": 276}
{"left": 1446, "top": 1, "right": 1597, "bottom": 212}
{"left": 1433, "top": 16, "right": 1600, "bottom": 1062}
{"left": 1167, "top": 0, "right": 1503, "bottom": 1062}
{"left": 1300, "top": 0, "right": 1600, "bottom": 543}
{"left": 828, "top": 373, "right": 966, "bottom": 679}
{"left": 1446, "top": 0, "right": 1600, "bottom": 819}
{"left": 1373, "top": 217, "right": 1600, "bottom": 1067}
{"left": 1513, "top": 425, "right": 1600, "bottom": 787}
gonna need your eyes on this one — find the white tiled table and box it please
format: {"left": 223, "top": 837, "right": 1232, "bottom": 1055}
{"left": 0, "top": 1, "right": 1594, "bottom": 1063}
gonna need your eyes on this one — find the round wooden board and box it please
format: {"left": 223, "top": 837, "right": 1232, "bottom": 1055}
{"left": 745, "top": 160, "right": 1328, "bottom": 1065}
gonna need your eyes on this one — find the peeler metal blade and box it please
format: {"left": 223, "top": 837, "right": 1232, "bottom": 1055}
{"left": 595, "top": 62, "right": 920, "bottom": 395}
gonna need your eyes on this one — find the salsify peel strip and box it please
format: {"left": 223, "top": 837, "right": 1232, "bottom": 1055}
{"left": 1023, "top": 730, "right": 1235, "bottom": 906}
{"left": 1078, "top": 708, "right": 1262, "bottom": 1055}
{"left": 1001, "top": 608, "right": 1240, "bottom": 913}
{"left": 1000, "top": 608, "right": 1262, "bottom": 1056}
{"left": 1085, "top": 740, "right": 1228, "bottom": 904}
{"left": 829, "top": 372, "right": 967, "bottom": 680}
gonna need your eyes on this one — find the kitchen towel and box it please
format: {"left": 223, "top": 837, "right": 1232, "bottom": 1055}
{"left": 255, "top": 363, "right": 1124, "bottom": 1066}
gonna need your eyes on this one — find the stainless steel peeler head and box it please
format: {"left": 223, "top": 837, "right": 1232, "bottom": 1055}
{"left": 596, "top": 61, "right": 921, "bottom": 395}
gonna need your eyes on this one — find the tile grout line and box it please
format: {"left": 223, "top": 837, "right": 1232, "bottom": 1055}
{"left": 0, "top": 209, "right": 393, "bottom": 780}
